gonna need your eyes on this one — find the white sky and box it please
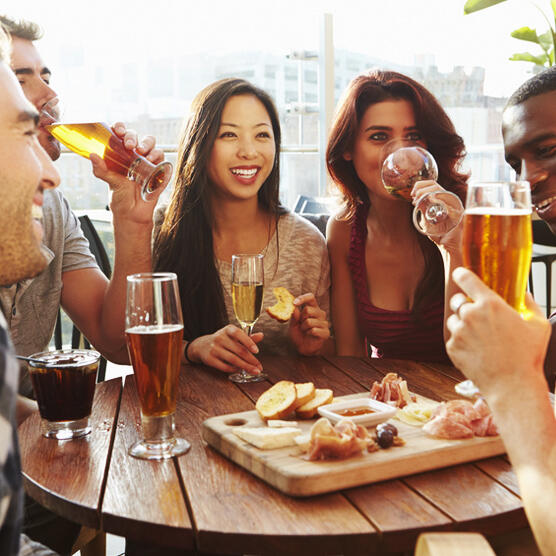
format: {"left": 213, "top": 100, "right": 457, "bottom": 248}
{"left": 3, "top": 0, "right": 551, "bottom": 97}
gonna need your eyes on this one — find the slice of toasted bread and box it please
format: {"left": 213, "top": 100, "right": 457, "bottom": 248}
{"left": 293, "top": 382, "right": 316, "bottom": 409}
{"left": 255, "top": 380, "right": 297, "bottom": 421}
{"left": 266, "top": 287, "right": 295, "bottom": 322}
{"left": 295, "top": 388, "right": 334, "bottom": 419}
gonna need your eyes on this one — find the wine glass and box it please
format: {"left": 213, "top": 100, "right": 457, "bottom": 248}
{"left": 455, "top": 181, "right": 532, "bottom": 397}
{"left": 229, "top": 254, "right": 267, "bottom": 383}
{"left": 125, "top": 272, "right": 190, "bottom": 460}
{"left": 381, "top": 139, "right": 464, "bottom": 236}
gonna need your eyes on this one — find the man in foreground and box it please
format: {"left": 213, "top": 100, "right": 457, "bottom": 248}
{"left": 0, "top": 24, "right": 60, "bottom": 555}
{"left": 446, "top": 65, "right": 556, "bottom": 555}
{"left": 0, "top": 14, "right": 171, "bottom": 553}
{"left": 0, "top": 15, "right": 168, "bottom": 403}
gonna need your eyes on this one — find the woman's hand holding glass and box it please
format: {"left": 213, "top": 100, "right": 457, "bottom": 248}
{"left": 288, "top": 293, "right": 330, "bottom": 356}
{"left": 186, "top": 326, "right": 263, "bottom": 376}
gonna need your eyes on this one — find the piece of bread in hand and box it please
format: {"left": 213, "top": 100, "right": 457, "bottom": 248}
{"left": 256, "top": 380, "right": 297, "bottom": 421}
{"left": 266, "top": 287, "right": 295, "bottom": 322}
{"left": 295, "top": 388, "right": 334, "bottom": 419}
{"left": 293, "top": 382, "right": 316, "bottom": 409}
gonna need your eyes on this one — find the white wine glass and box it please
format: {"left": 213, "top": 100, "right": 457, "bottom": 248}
{"left": 455, "top": 181, "right": 532, "bottom": 397}
{"left": 126, "top": 272, "right": 190, "bottom": 460}
{"left": 229, "top": 254, "right": 266, "bottom": 383}
{"left": 381, "top": 139, "right": 464, "bottom": 236}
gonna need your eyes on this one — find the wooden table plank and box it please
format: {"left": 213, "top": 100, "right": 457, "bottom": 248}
{"left": 176, "top": 362, "right": 378, "bottom": 555}
{"left": 20, "top": 378, "right": 122, "bottom": 529}
{"left": 345, "top": 480, "right": 453, "bottom": 553}
{"left": 404, "top": 464, "right": 527, "bottom": 536}
{"left": 101, "top": 375, "right": 194, "bottom": 549}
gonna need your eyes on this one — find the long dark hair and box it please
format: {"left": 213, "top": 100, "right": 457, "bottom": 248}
{"left": 153, "top": 78, "right": 284, "bottom": 340}
{"left": 326, "top": 69, "right": 468, "bottom": 317}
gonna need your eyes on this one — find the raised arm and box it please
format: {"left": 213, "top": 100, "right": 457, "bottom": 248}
{"left": 326, "top": 216, "right": 365, "bottom": 356}
{"left": 446, "top": 267, "right": 556, "bottom": 556}
{"left": 61, "top": 124, "right": 168, "bottom": 363}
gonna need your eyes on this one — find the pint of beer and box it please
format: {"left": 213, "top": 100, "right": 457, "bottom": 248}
{"left": 462, "top": 182, "right": 532, "bottom": 314}
{"left": 125, "top": 272, "right": 190, "bottom": 460}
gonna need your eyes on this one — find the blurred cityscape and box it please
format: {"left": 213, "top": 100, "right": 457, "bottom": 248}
{"left": 56, "top": 47, "right": 516, "bottom": 215}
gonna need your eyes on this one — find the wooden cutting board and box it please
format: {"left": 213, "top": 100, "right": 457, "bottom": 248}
{"left": 201, "top": 393, "right": 505, "bottom": 497}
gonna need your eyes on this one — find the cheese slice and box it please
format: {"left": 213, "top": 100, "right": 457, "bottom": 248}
{"left": 232, "top": 426, "right": 302, "bottom": 449}
{"left": 267, "top": 419, "right": 299, "bottom": 428}
{"left": 396, "top": 400, "right": 439, "bottom": 426}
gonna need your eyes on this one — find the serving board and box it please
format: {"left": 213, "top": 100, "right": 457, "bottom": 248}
{"left": 201, "top": 393, "right": 506, "bottom": 497}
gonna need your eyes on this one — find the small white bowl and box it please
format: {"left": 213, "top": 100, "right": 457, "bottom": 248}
{"left": 318, "top": 397, "right": 397, "bottom": 427}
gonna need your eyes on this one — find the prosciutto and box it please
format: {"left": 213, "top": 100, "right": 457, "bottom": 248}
{"left": 307, "top": 418, "right": 375, "bottom": 461}
{"left": 423, "top": 398, "right": 499, "bottom": 439}
{"left": 370, "top": 373, "right": 416, "bottom": 408}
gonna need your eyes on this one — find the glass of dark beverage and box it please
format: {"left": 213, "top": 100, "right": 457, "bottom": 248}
{"left": 41, "top": 98, "right": 173, "bottom": 202}
{"left": 125, "top": 272, "right": 190, "bottom": 460}
{"left": 28, "top": 349, "right": 100, "bottom": 440}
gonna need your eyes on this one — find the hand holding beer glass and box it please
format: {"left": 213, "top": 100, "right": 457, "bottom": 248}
{"left": 41, "top": 97, "right": 172, "bottom": 201}
{"left": 455, "top": 181, "right": 532, "bottom": 397}
{"left": 381, "top": 140, "right": 464, "bottom": 236}
{"left": 125, "top": 273, "right": 190, "bottom": 460}
{"left": 229, "top": 254, "right": 266, "bottom": 383}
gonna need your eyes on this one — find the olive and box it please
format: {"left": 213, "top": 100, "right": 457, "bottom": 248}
{"left": 377, "top": 422, "right": 398, "bottom": 437}
{"left": 376, "top": 428, "right": 394, "bottom": 448}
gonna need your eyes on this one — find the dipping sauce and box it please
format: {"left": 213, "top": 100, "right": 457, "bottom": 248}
{"left": 335, "top": 407, "right": 376, "bottom": 417}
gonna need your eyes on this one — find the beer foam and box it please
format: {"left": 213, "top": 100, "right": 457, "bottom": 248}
{"left": 126, "top": 324, "right": 184, "bottom": 334}
{"left": 464, "top": 207, "right": 531, "bottom": 216}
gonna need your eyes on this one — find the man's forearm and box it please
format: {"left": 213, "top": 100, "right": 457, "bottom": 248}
{"left": 100, "top": 220, "right": 153, "bottom": 360}
{"left": 486, "top": 371, "right": 556, "bottom": 555}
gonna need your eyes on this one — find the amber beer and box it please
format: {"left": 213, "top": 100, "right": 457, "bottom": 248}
{"left": 126, "top": 324, "right": 183, "bottom": 417}
{"left": 46, "top": 122, "right": 172, "bottom": 200}
{"left": 462, "top": 207, "right": 532, "bottom": 312}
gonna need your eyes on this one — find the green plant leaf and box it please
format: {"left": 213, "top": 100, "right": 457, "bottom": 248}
{"left": 509, "top": 51, "right": 549, "bottom": 66}
{"left": 552, "top": 0, "right": 556, "bottom": 20}
{"left": 464, "top": 0, "right": 507, "bottom": 14}
{"left": 511, "top": 26, "right": 539, "bottom": 44}
{"left": 538, "top": 29, "right": 554, "bottom": 51}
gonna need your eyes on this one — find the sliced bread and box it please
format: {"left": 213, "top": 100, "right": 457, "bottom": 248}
{"left": 293, "top": 382, "right": 316, "bottom": 409}
{"left": 266, "top": 287, "right": 295, "bottom": 322}
{"left": 295, "top": 388, "right": 334, "bottom": 419}
{"left": 255, "top": 380, "right": 297, "bottom": 421}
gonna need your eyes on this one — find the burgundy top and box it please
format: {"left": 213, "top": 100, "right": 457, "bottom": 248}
{"left": 348, "top": 203, "right": 449, "bottom": 363}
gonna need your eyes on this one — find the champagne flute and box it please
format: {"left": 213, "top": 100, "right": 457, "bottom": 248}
{"left": 229, "top": 254, "right": 266, "bottom": 383}
{"left": 455, "top": 181, "right": 532, "bottom": 397}
{"left": 41, "top": 97, "right": 173, "bottom": 202}
{"left": 381, "top": 139, "right": 464, "bottom": 236}
{"left": 125, "top": 272, "right": 190, "bottom": 460}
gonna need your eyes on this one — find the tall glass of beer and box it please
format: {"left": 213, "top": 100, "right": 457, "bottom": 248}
{"left": 462, "top": 181, "right": 532, "bottom": 313}
{"left": 125, "top": 272, "right": 190, "bottom": 460}
{"left": 41, "top": 98, "right": 172, "bottom": 202}
{"left": 455, "top": 181, "right": 532, "bottom": 398}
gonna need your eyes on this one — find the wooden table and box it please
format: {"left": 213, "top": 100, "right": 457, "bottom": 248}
{"left": 19, "top": 356, "right": 528, "bottom": 555}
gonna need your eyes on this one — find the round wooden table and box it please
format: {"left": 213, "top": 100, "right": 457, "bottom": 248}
{"left": 19, "top": 356, "right": 528, "bottom": 555}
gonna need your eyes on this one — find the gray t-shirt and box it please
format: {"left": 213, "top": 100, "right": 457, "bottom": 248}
{"left": 216, "top": 212, "right": 330, "bottom": 356}
{"left": 3, "top": 189, "right": 98, "bottom": 396}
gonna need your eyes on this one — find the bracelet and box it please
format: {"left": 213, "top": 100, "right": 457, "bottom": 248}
{"left": 184, "top": 340, "right": 195, "bottom": 364}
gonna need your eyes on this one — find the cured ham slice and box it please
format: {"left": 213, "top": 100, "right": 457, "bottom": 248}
{"left": 307, "top": 417, "right": 374, "bottom": 461}
{"left": 370, "top": 373, "right": 416, "bottom": 408}
{"left": 423, "top": 398, "right": 499, "bottom": 439}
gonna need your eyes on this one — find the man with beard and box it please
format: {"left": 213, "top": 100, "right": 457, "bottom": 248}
{"left": 0, "top": 15, "right": 168, "bottom": 403}
{"left": 0, "top": 14, "right": 170, "bottom": 554}
{"left": 0, "top": 24, "right": 60, "bottom": 555}
{"left": 446, "top": 65, "right": 556, "bottom": 555}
